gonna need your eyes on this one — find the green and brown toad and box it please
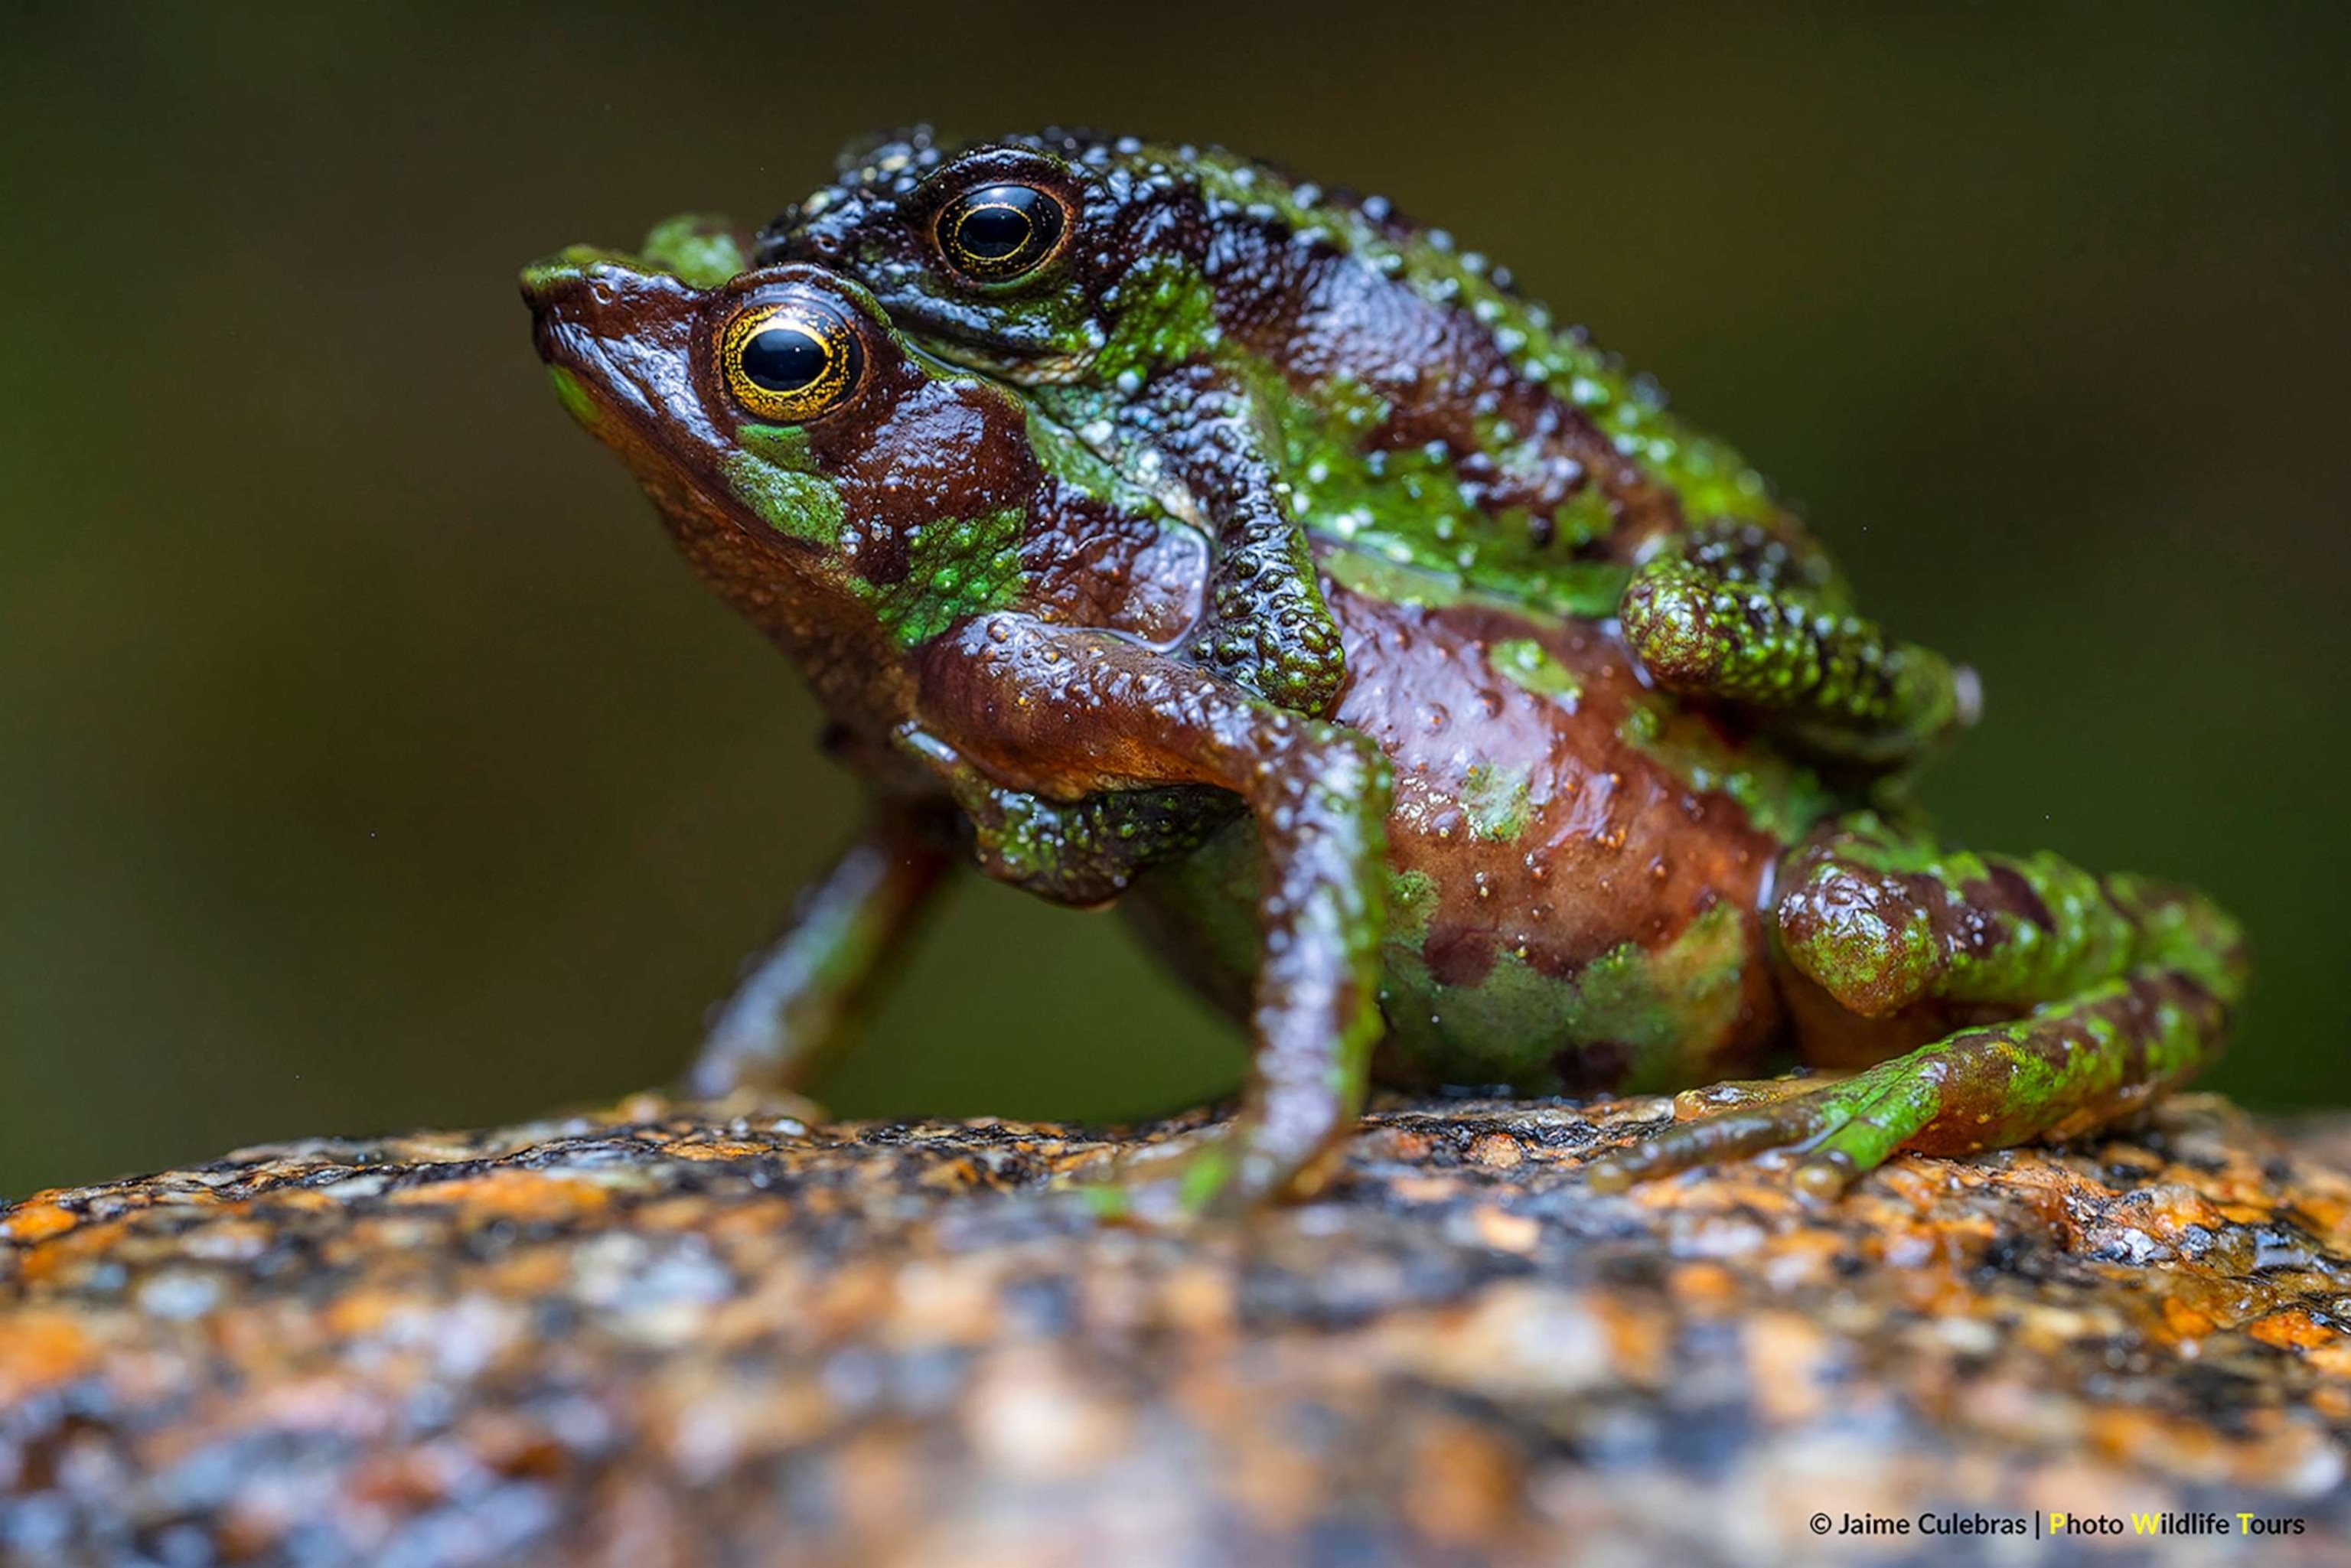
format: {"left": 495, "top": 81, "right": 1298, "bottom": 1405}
{"left": 518, "top": 135, "right": 2243, "bottom": 1217}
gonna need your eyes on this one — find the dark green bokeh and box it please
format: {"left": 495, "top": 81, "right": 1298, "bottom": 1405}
{"left": 5, "top": 2, "right": 2346, "bottom": 1195}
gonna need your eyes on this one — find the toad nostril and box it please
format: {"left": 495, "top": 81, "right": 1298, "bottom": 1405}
{"left": 518, "top": 259, "right": 594, "bottom": 318}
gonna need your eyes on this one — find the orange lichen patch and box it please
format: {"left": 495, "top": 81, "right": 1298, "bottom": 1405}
{"left": 383, "top": 1169, "right": 611, "bottom": 1222}
{"left": 662, "top": 1136, "right": 791, "bottom": 1164}
{"left": 11, "top": 1214, "right": 139, "bottom": 1283}
{"left": 916, "top": 1157, "right": 988, "bottom": 1192}
{"left": 1038, "top": 1146, "right": 1119, "bottom": 1182}
{"left": 2246, "top": 1309, "right": 2340, "bottom": 1353}
{"left": 0, "top": 1198, "right": 83, "bottom": 1244}
{"left": 2160, "top": 1292, "right": 2221, "bottom": 1341}
{"left": 0, "top": 1308, "right": 96, "bottom": 1399}
{"left": 1464, "top": 1132, "right": 1525, "bottom": 1169}
{"left": 2143, "top": 1267, "right": 2280, "bottom": 1337}
{"left": 2115, "top": 1182, "right": 2235, "bottom": 1244}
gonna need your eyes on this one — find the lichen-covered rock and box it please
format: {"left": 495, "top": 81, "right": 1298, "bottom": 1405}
{"left": 1, "top": 1093, "right": 2346, "bottom": 1565}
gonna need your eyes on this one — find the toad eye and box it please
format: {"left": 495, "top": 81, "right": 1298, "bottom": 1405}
{"left": 720, "top": 298, "right": 865, "bottom": 422}
{"left": 935, "top": 182, "right": 1068, "bottom": 283}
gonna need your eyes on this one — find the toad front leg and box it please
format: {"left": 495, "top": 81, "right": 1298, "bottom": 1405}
{"left": 1619, "top": 523, "right": 1976, "bottom": 770}
{"left": 689, "top": 800, "right": 960, "bottom": 1097}
{"left": 1117, "top": 365, "right": 1347, "bottom": 716}
{"left": 1590, "top": 813, "right": 2248, "bottom": 1198}
{"left": 919, "top": 612, "right": 1391, "bottom": 1215}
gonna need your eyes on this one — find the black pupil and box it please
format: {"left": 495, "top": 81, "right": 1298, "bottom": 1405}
{"left": 959, "top": 187, "right": 1040, "bottom": 259}
{"left": 741, "top": 327, "right": 828, "bottom": 393}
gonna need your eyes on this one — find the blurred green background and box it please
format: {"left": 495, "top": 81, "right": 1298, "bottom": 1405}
{"left": 5, "top": 2, "right": 2346, "bottom": 1195}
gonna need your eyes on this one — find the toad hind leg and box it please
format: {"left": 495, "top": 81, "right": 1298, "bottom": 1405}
{"left": 1589, "top": 816, "right": 2246, "bottom": 1198}
{"left": 687, "top": 801, "right": 958, "bottom": 1098}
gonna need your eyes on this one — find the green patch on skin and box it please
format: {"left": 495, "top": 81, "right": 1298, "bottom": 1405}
{"left": 640, "top": 214, "right": 746, "bottom": 288}
{"left": 1387, "top": 868, "right": 1438, "bottom": 930}
{"left": 1022, "top": 403, "right": 1173, "bottom": 522}
{"left": 1274, "top": 370, "right": 1633, "bottom": 619}
{"left": 1377, "top": 899, "right": 1751, "bottom": 1094}
{"left": 857, "top": 504, "right": 1028, "bottom": 646}
{"left": 1489, "top": 639, "right": 1581, "bottom": 705}
{"left": 1319, "top": 540, "right": 1620, "bottom": 641}
{"left": 1614, "top": 696, "right": 1840, "bottom": 845}
{"left": 1461, "top": 762, "right": 1533, "bottom": 842}
{"left": 1318, "top": 547, "right": 1475, "bottom": 610}
{"left": 1092, "top": 255, "right": 1221, "bottom": 391}
{"left": 546, "top": 365, "right": 598, "bottom": 429}
{"left": 518, "top": 246, "right": 626, "bottom": 297}
{"left": 725, "top": 423, "right": 844, "bottom": 545}
{"left": 739, "top": 423, "right": 817, "bottom": 470}
{"left": 1547, "top": 486, "right": 1616, "bottom": 551}
{"left": 942, "top": 768, "right": 1237, "bottom": 907}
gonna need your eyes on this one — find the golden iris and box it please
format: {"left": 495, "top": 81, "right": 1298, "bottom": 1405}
{"left": 721, "top": 299, "right": 863, "bottom": 422}
{"left": 937, "top": 183, "right": 1068, "bottom": 282}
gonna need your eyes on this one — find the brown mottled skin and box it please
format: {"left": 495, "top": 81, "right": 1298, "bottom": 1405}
{"left": 523, "top": 137, "right": 2243, "bottom": 1214}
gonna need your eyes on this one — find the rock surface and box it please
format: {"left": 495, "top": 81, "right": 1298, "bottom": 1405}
{"left": 1, "top": 1091, "right": 2347, "bottom": 1565}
